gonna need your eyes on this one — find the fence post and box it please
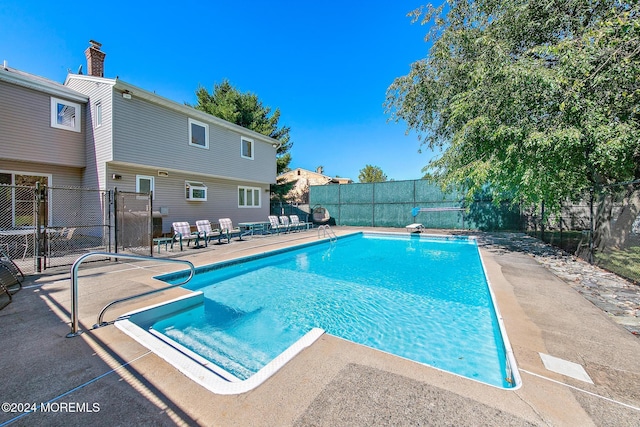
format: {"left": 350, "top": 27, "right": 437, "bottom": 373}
{"left": 149, "top": 190, "right": 153, "bottom": 257}
{"left": 588, "top": 187, "right": 594, "bottom": 264}
{"left": 35, "top": 182, "right": 46, "bottom": 273}
{"left": 372, "top": 183, "right": 375, "bottom": 227}
{"left": 114, "top": 187, "right": 119, "bottom": 254}
{"left": 540, "top": 200, "right": 545, "bottom": 242}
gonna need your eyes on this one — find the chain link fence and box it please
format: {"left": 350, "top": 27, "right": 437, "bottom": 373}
{"left": 523, "top": 180, "right": 640, "bottom": 284}
{"left": 0, "top": 184, "right": 152, "bottom": 274}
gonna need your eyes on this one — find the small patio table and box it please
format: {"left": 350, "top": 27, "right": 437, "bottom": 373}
{"left": 238, "top": 221, "right": 270, "bottom": 239}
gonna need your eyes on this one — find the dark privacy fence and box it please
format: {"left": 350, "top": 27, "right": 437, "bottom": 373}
{"left": 309, "top": 180, "right": 521, "bottom": 230}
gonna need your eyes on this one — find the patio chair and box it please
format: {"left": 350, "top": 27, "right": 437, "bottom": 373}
{"left": 218, "top": 218, "right": 242, "bottom": 243}
{"left": 290, "top": 215, "right": 311, "bottom": 231}
{"left": 195, "top": 220, "right": 223, "bottom": 245}
{"left": 279, "top": 216, "right": 292, "bottom": 233}
{"left": 0, "top": 247, "right": 24, "bottom": 280}
{"left": 0, "top": 261, "right": 22, "bottom": 295}
{"left": 268, "top": 215, "right": 288, "bottom": 234}
{"left": 0, "top": 283, "right": 11, "bottom": 310}
{"left": 172, "top": 222, "right": 202, "bottom": 251}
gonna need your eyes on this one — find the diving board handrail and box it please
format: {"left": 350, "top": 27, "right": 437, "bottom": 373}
{"left": 66, "top": 252, "right": 195, "bottom": 337}
{"left": 317, "top": 224, "right": 337, "bottom": 242}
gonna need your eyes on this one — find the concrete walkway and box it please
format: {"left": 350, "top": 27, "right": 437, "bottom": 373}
{"left": 1, "top": 228, "right": 639, "bottom": 426}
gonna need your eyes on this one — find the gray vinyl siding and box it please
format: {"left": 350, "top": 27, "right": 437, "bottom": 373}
{"left": 0, "top": 159, "right": 83, "bottom": 188}
{"left": 65, "top": 77, "right": 114, "bottom": 190}
{"left": 0, "top": 81, "right": 85, "bottom": 167}
{"left": 107, "top": 164, "right": 269, "bottom": 234}
{"left": 111, "top": 95, "right": 276, "bottom": 184}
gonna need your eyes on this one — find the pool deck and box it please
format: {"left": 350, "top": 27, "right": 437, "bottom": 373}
{"left": 2, "top": 227, "right": 640, "bottom": 426}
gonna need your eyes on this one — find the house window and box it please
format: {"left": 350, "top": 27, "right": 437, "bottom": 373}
{"left": 0, "top": 171, "right": 51, "bottom": 227}
{"left": 185, "top": 181, "right": 207, "bottom": 201}
{"left": 136, "top": 175, "right": 155, "bottom": 199}
{"left": 238, "top": 186, "right": 261, "bottom": 208}
{"left": 95, "top": 101, "right": 102, "bottom": 127}
{"left": 189, "top": 118, "right": 209, "bottom": 149}
{"left": 50, "top": 97, "right": 81, "bottom": 132}
{"left": 241, "top": 137, "right": 254, "bottom": 159}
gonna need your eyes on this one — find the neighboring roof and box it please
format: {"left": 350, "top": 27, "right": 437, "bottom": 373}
{"left": 0, "top": 65, "right": 88, "bottom": 103}
{"left": 65, "top": 73, "right": 282, "bottom": 147}
{"left": 278, "top": 168, "right": 353, "bottom": 184}
{"left": 279, "top": 168, "right": 332, "bottom": 181}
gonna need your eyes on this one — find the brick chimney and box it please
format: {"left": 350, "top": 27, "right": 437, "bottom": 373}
{"left": 84, "top": 40, "right": 106, "bottom": 77}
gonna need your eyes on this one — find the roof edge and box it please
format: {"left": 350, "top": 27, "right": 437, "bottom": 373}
{"left": 66, "top": 74, "right": 280, "bottom": 146}
{"left": 0, "top": 67, "right": 88, "bottom": 103}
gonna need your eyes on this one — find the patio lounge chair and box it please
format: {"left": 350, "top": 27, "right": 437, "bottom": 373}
{"left": 268, "top": 215, "right": 288, "bottom": 234}
{"left": 0, "top": 247, "right": 24, "bottom": 280}
{"left": 0, "top": 260, "right": 22, "bottom": 296}
{"left": 290, "top": 215, "right": 311, "bottom": 231}
{"left": 0, "top": 282, "right": 11, "bottom": 310}
{"left": 172, "top": 222, "right": 202, "bottom": 250}
{"left": 279, "top": 216, "right": 292, "bottom": 233}
{"left": 218, "top": 218, "right": 242, "bottom": 243}
{"left": 196, "top": 220, "right": 222, "bottom": 245}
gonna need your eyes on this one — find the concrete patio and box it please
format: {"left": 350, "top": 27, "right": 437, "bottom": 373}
{"left": 1, "top": 227, "right": 639, "bottom": 426}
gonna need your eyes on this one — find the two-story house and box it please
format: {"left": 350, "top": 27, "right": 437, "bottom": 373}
{"left": 0, "top": 41, "right": 279, "bottom": 235}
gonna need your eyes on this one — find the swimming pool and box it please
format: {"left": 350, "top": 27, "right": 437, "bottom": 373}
{"left": 116, "top": 232, "right": 520, "bottom": 394}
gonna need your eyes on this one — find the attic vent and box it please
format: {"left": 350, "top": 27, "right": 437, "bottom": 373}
{"left": 157, "top": 171, "right": 169, "bottom": 177}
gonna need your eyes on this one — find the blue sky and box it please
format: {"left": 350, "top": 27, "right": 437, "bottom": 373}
{"left": 1, "top": 1, "right": 435, "bottom": 181}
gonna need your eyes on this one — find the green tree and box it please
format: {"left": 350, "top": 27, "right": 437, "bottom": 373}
{"left": 358, "top": 165, "right": 388, "bottom": 183}
{"left": 385, "top": 0, "right": 640, "bottom": 249}
{"left": 194, "top": 79, "right": 293, "bottom": 175}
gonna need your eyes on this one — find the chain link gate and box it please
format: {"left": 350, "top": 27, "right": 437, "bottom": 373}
{"left": 1, "top": 183, "right": 154, "bottom": 275}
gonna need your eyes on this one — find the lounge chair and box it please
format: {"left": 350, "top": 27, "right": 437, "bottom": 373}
{"left": 0, "top": 248, "right": 24, "bottom": 280}
{"left": 406, "top": 223, "right": 424, "bottom": 233}
{"left": 172, "top": 222, "right": 202, "bottom": 250}
{"left": 0, "top": 260, "right": 22, "bottom": 295}
{"left": 268, "top": 215, "right": 288, "bottom": 234}
{"left": 279, "top": 216, "right": 292, "bottom": 233}
{"left": 196, "top": 220, "right": 222, "bottom": 245}
{"left": 0, "top": 282, "right": 11, "bottom": 310}
{"left": 290, "top": 215, "right": 311, "bottom": 231}
{"left": 218, "top": 218, "right": 242, "bottom": 243}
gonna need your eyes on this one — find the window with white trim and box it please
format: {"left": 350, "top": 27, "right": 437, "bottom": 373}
{"left": 185, "top": 181, "right": 207, "bottom": 201}
{"left": 0, "top": 171, "right": 51, "bottom": 226}
{"left": 136, "top": 175, "right": 155, "bottom": 199}
{"left": 95, "top": 101, "right": 102, "bottom": 127}
{"left": 241, "top": 137, "right": 254, "bottom": 159}
{"left": 189, "top": 118, "right": 209, "bottom": 149}
{"left": 238, "top": 186, "right": 261, "bottom": 208}
{"left": 51, "top": 97, "right": 81, "bottom": 132}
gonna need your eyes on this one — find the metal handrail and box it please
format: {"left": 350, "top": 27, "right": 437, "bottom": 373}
{"left": 66, "top": 252, "right": 195, "bottom": 337}
{"left": 317, "top": 224, "right": 337, "bottom": 243}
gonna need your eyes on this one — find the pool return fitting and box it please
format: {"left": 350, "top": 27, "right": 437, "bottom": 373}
{"left": 66, "top": 252, "right": 195, "bottom": 338}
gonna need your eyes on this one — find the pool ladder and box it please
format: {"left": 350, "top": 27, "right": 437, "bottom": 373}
{"left": 66, "top": 252, "right": 195, "bottom": 337}
{"left": 317, "top": 224, "right": 337, "bottom": 243}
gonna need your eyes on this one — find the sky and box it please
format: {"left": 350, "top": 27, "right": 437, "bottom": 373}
{"left": 1, "top": 0, "right": 436, "bottom": 181}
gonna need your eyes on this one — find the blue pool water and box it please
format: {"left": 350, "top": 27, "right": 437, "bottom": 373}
{"left": 153, "top": 233, "right": 514, "bottom": 388}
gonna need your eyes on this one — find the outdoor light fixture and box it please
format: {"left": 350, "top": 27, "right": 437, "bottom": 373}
{"left": 112, "top": 174, "right": 122, "bottom": 180}
{"left": 122, "top": 90, "right": 132, "bottom": 99}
